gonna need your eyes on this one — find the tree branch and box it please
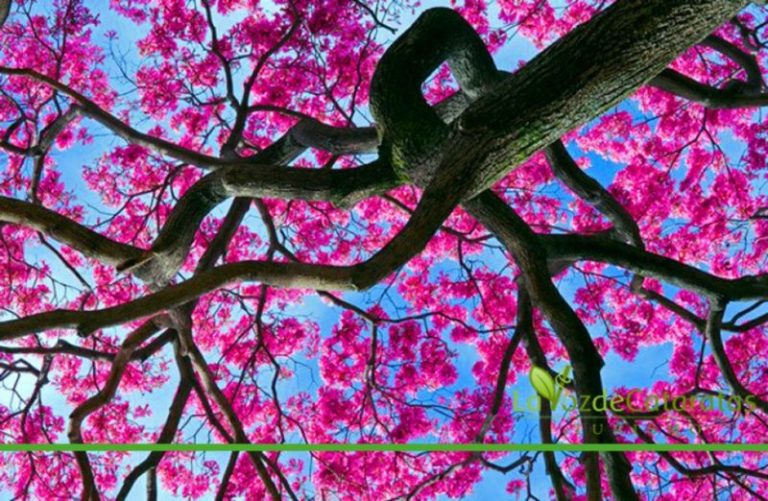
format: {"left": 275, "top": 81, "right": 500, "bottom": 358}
{"left": 0, "top": 196, "right": 142, "bottom": 267}
{"left": 463, "top": 191, "right": 638, "bottom": 500}
{"left": 545, "top": 139, "right": 643, "bottom": 247}
{"left": 67, "top": 318, "right": 166, "bottom": 500}
{"left": 118, "top": 160, "right": 401, "bottom": 283}
{"left": 705, "top": 298, "right": 768, "bottom": 413}
{"left": 540, "top": 233, "right": 768, "bottom": 300}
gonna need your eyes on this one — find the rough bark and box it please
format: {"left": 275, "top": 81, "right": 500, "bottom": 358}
{"left": 447, "top": 0, "right": 748, "bottom": 198}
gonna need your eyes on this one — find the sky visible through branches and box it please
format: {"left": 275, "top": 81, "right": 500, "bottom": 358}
{"left": 2, "top": 0, "right": 768, "bottom": 499}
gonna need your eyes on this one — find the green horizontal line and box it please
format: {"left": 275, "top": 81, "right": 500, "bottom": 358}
{"left": 0, "top": 443, "right": 766, "bottom": 452}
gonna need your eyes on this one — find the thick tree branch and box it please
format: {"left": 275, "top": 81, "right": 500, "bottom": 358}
{"left": 545, "top": 139, "right": 643, "bottom": 248}
{"left": 0, "top": 172, "right": 462, "bottom": 339}
{"left": 118, "top": 160, "right": 401, "bottom": 282}
{"left": 463, "top": 191, "right": 638, "bottom": 500}
{"left": 702, "top": 34, "right": 764, "bottom": 89}
{"left": 647, "top": 32, "right": 768, "bottom": 107}
{"left": 0, "top": 196, "right": 142, "bottom": 267}
{"left": 370, "top": 7, "right": 499, "bottom": 182}
{"left": 449, "top": 0, "right": 748, "bottom": 199}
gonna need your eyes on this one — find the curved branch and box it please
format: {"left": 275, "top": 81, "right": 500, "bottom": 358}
{"left": 702, "top": 34, "right": 764, "bottom": 89}
{"left": 648, "top": 33, "right": 767, "bottom": 107}
{"left": 119, "top": 160, "right": 400, "bottom": 282}
{"left": 68, "top": 319, "right": 166, "bottom": 500}
{"left": 705, "top": 299, "right": 768, "bottom": 413}
{"left": 0, "top": 196, "right": 142, "bottom": 267}
{"left": 540, "top": 233, "right": 768, "bottom": 300}
{"left": 463, "top": 191, "right": 638, "bottom": 500}
{"left": 650, "top": 68, "right": 768, "bottom": 107}
{"left": 545, "top": 140, "right": 643, "bottom": 247}
{"left": 116, "top": 341, "right": 193, "bottom": 500}
{"left": 0, "top": 167, "right": 463, "bottom": 339}
{"left": 370, "top": 7, "right": 499, "bottom": 181}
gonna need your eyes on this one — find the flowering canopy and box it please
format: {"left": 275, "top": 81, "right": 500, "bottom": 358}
{"left": 0, "top": 0, "right": 767, "bottom": 499}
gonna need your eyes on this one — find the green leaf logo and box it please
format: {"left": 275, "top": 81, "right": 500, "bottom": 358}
{"left": 529, "top": 366, "right": 558, "bottom": 404}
